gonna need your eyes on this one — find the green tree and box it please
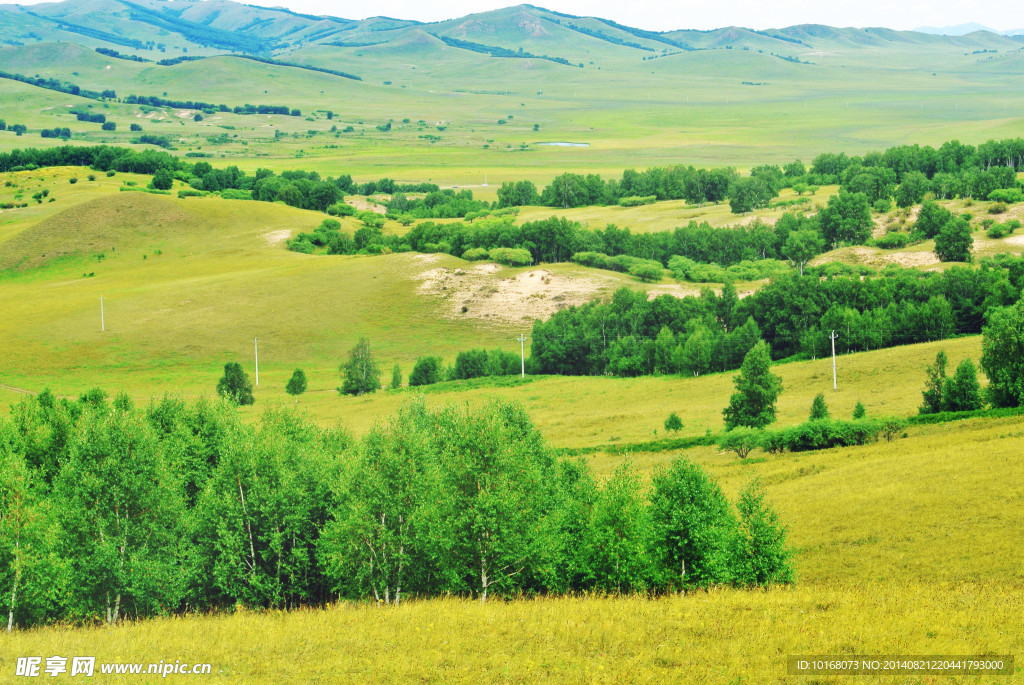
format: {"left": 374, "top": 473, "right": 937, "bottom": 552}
{"left": 943, "top": 359, "right": 983, "bottom": 412}
{"left": 933, "top": 217, "right": 973, "bottom": 262}
{"left": 194, "top": 410, "right": 337, "bottom": 609}
{"left": 54, "top": 408, "right": 185, "bottom": 624}
{"left": 718, "top": 427, "right": 760, "bottom": 459}
{"left": 728, "top": 177, "right": 773, "bottom": 214}
{"left": 809, "top": 392, "right": 829, "bottom": 421}
{"left": 723, "top": 341, "right": 783, "bottom": 430}
{"left": 585, "top": 463, "right": 654, "bottom": 592}
{"left": 408, "top": 356, "right": 443, "bottom": 386}
{"left": 919, "top": 351, "right": 947, "bottom": 414}
{"left": 783, "top": 229, "right": 825, "bottom": 276}
{"left": 285, "top": 369, "right": 307, "bottom": 399}
{"left": 319, "top": 401, "right": 434, "bottom": 604}
{"left": 817, "top": 191, "right": 872, "bottom": 247}
{"left": 664, "top": 412, "right": 683, "bottom": 433}
{"left": 981, "top": 300, "right": 1024, "bottom": 407}
{"left": 895, "top": 170, "right": 929, "bottom": 208}
{"left": 733, "top": 480, "right": 794, "bottom": 586}
{"left": 217, "top": 362, "right": 254, "bottom": 406}
{"left": 648, "top": 458, "right": 738, "bottom": 589}
{"left": 390, "top": 363, "right": 402, "bottom": 389}
{"left": 340, "top": 338, "right": 381, "bottom": 396}
{"left": 0, "top": 436, "right": 59, "bottom": 631}
{"left": 915, "top": 198, "right": 952, "bottom": 238}
{"left": 422, "top": 401, "right": 558, "bottom": 601}
{"left": 852, "top": 401, "right": 866, "bottom": 419}
{"left": 151, "top": 168, "right": 174, "bottom": 190}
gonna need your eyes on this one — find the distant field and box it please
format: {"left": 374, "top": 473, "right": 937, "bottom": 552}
{"left": 2, "top": 35, "right": 1023, "bottom": 186}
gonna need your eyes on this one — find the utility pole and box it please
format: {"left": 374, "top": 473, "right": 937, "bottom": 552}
{"left": 254, "top": 337, "right": 259, "bottom": 386}
{"left": 830, "top": 330, "right": 838, "bottom": 390}
{"left": 100, "top": 297, "right": 105, "bottom": 332}
{"left": 517, "top": 334, "right": 527, "bottom": 378}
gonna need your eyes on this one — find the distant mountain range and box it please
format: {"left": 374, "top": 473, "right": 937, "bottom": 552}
{"left": 914, "top": 23, "right": 1024, "bottom": 36}
{"left": 0, "top": 0, "right": 1021, "bottom": 59}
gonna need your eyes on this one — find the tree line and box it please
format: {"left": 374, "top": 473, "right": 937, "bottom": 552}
{"left": 529, "top": 260, "right": 1024, "bottom": 377}
{"left": 0, "top": 394, "right": 793, "bottom": 629}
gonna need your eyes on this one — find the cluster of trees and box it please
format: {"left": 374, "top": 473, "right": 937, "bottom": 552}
{"left": 433, "top": 35, "right": 576, "bottom": 66}
{"left": 310, "top": 212, "right": 831, "bottom": 273}
{"left": 0, "top": 393, "right": 792, "bottom": 629}
{"left": 123, "top": 95, "right": 300, "bottom": 117}
{"left": 335, "top": 341, "right": 521, "bottom": 395}
{"left": 0, "top": 69, "right": 115, "bottom": 101}
{"left": 818, "top": 138, "right": 1024, "bottom": 203}
{"left": 716, "top": 345, "right": 906, "bottom": 459}
{"left": 94, "top": 47, "right": 151, "bottom": 63}
{"left": 73, "top": 111, "right": 107, "bottom": 124}
{"left": 385, "top": 190, "right": 488, "bottom": 220}
{"left": 530, "top": 261, "right": 1024, "bottom": 377}
{"left": 408, "top": 349, "right": 521, "bottom": 387}
{"left": 39, "top": 128, "right": 72, "bottom": 140}
{"left": 919, "top": 352, "right": 983, "bottom": 414}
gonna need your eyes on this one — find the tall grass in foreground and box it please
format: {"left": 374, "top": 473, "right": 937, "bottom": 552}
{"left": 1, "top": 583, "right": 1020, "bottom": 683}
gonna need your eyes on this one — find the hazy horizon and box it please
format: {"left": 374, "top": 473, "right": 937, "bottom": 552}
{"left": 6, "top": 0, "right": 1023, "bottom": 34}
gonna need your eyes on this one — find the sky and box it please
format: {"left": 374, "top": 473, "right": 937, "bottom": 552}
{"left": 225, "top": 0, "right": 1023, "bottom": 32}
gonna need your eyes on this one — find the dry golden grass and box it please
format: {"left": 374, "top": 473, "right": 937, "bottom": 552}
{"left": 2, "top": 583, "right": 1019, "bottom": 683}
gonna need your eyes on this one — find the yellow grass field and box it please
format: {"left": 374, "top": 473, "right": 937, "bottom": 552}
{"left": 2, "top": 415, "right": 1021, "bottom": 683}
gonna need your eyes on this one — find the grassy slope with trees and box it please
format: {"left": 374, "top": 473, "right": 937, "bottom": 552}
{"left": 1, "top": 4, "right": 1024, "bottom": 680}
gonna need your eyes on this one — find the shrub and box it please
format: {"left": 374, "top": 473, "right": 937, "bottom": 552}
{"left": 462, "top": 247, "right": 490, "bottom": 261}
{"left": 987, "top": 188, "right": 1024, "bottom": 204}
{"left": 879, "top": 417, "right": 908, "bottom": 442}
{"left": 872, "top": 232, "right": 911, "bottom": 249}
{"left": 68, "top": 177, "right": 78, "bottom": 184}
{"left": 220, "top": 189, "right": 251, "bottom": 200}
{"left": 618, "top": 195, "right": 657, "bottom": 207}
{"left": 326, "top": 202, "right": 356, "bottom": 217}
{"left": 664, "top": 412, "right": 683, "bottom": 433}
{"left": 988, "top": 202, "right": 1008, "bottom": 215}
{"left": 408, "top": 356, "right": 443, "bottom": 386}
{"left": 629, "top": 262, "right": 663, "bottom": 282}
{"left": 718, "top": 427, "right": 760, "bottom": 459}
{"left": 489, "top": 247, "right": 533, "bottom": 266}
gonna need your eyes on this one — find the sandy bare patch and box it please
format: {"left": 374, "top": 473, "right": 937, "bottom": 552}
{"left": 263, "top": 229, "right": 291, "bottom": 246}
{"left": 646, "top": 284, "right": 704, "bottom": 300}
{"left": 346, "top": 196, "right": 386, "bottom": 214}
{"left": 842, "top": 247, "right": 939, "bottom": 268}
{"left": 417, "top": 265, "right": 610, "bottom": 325}
{"left": 176, "top": 110, "right": 194, "bottom": 118}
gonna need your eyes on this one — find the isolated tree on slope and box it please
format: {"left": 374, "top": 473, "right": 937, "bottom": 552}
{"left": 217, "top": 362, "right": 254, "bottom": 406}
{"left": 809, "top": 393, "right": 829, "bottom": 421}
{"left": 340, "top": 338, "right": 381, "bottom": 396}
{"left": 723, "top": 341, "right": 782, "bottom": 430}
{"left": 286, "top": 369, "right": 307, "bottom": 400}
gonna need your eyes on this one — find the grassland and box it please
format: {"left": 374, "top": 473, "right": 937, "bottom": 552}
{"left": 2, "top": 414, "right": 1020, "bottom": 683}
{"left": 1, "top": 9, "right": 1023, "bottom": 680}
{"left": 2, "top": 26, "right": 1024, "bottom": 188}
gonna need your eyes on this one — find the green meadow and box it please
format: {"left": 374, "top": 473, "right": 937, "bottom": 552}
{"left": 1, "top": 2, "right": 1023, "bottom": 680}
